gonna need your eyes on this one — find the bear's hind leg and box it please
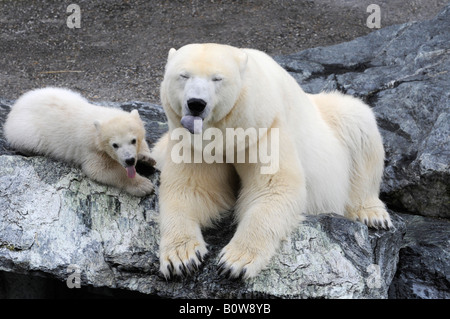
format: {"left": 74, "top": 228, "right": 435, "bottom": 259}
{"left": 344, "top": 125, "right": 392, "bottom": 229}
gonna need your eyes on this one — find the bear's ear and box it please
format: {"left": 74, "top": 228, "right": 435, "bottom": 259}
{"left": 130, "top": 109, "right": 141, "bottom": 119}
{"left": 94, "top": 120, "right": 102, "bottom": 133}
{"left": 168, "top": 48, "right": 177, "bottom": 61}
{"left": 237, "top": 50, "right": 248, "bottom": 74}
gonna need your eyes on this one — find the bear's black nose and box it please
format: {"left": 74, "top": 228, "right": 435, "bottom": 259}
{"left": 187, "top": 98, "right": 207, "bottom": 115}
{"left": 125, "top": 157, "right": 135, "bottom": 166}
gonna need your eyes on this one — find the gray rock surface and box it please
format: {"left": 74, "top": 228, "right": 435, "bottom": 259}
{"left": 0, "top": 155, "right": 161, "bottom": 291}
{"left": 275, "top": 4, "right": 450, "bottom": 218}
{"left": 0, "top": 154, "right": 405, "bottom": 298}
{"left": 388, "top": 214, "right": 450, "bottom": 299}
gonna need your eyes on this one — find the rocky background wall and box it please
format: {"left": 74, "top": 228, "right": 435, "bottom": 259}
{"left": 0, "top": 5, "right": 448, "bottom": 299}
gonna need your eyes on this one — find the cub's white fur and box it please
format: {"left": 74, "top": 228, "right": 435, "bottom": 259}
{"left": 153, "top": 43, "right": 392, "bottom": 279}
{"left": 4, "top": 87, "right": 154, "bottom": 196}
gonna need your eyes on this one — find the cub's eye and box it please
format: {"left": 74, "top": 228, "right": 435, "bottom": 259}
{"left": 112, "top": 143, "right": 119, "bottom": 149}
{"left": 131, "top": 138, "right": 136, "bottom": 145}
{"left": 212, "top": 76, "right": 223, "bottom": 82}
{"left": 180, "top": 73, "right": 189, "bottom": 79}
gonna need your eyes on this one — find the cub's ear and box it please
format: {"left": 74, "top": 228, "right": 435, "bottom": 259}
{"left": 130, "top": 109, "right": 141, "bottom": 119}
{"left": 94, "top": 120, "right": 102, "bottom": 133}
{"left": 168, "top": 48, "right": 177, "bottom": 61}
{"left": 237, "top": 49, "right": 248, "bottom": 74}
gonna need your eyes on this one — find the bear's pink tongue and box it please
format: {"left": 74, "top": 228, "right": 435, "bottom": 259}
{"left": 181, "top": 115, "right": 203, "bottom": 134}
{"left": 126, "top": 166, "right": 136, "bottom": 178}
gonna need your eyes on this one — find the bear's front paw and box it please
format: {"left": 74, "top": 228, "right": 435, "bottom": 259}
{"left": 218, "top": 242, "right": 271, "bottom": 280}
{"left": 159, "top": 237, "right": 208, "bottom": 280}
{"left": 125, "top": 177, "right": 154, "bottom": 197}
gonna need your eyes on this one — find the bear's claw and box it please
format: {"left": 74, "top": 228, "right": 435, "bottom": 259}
{"left": 217, "top": 261, "right": 248, "bottom": 280}
{"left": 217, "top": 240, "right": 272, "bottom": 280}
{"left": 353, "top": 205, "right": 393, "bottom": 230}
{"left": 160, "top": 246, "right": 207, "bottom": 280}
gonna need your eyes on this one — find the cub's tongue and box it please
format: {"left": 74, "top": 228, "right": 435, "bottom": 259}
{"left": 181, "top": 115, "right": 203, "bottom": 134}
{"left": 126, "top": 166, "right": 136, "bottom": 179}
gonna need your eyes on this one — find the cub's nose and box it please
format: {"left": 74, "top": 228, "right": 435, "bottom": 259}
{"left": 187, "top": 98, "right": 207, "bottom": 115}
{"left": 125, "top": 157, "right": 136, "bottom": 166}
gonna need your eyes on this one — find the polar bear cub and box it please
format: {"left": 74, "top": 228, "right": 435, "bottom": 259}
{"left": 153, "top": 43, "right": 392, "bottom": 279}
{"left": 4, "top": 87, "right": 154, "bottom": 196}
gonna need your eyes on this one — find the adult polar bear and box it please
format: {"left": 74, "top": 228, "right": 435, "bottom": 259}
{"left": 153, "top": 43, "right": 392, "bottom": 279}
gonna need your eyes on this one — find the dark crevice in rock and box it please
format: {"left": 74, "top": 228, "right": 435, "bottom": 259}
{"left": 316, "top": 62, "right": 372, "bottom": 78}
{"left": 377, "top": 118, "right": 413, "bottom": 142}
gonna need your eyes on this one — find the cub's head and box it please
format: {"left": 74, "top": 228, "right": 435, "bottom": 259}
{"left": 94, "top": 109, "right": 145, "bottom": 178}
{"left": 161, "top": 43, "right": 247, "bottom": 134}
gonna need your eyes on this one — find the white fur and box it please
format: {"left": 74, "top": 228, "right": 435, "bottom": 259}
{"left": 4, "top": 87, "right": 154, "bottom": 196}
{"left": 153, "top": 43, "right": 392, "bottom": 279}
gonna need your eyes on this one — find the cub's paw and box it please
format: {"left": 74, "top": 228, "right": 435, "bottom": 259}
{"left": 217, "top": 241, "right": 270, "bottom": 280}
{"left": 352, "top": 206, "right": 393, "bottom": 229}
{"left": 125, "top": 177, "right": 154, "bottom": 197}
{"left": 159, "top": 237, "right": 208, "bottom": 280}
{"left": 138, "top": 152, "right": 156, "bottom": 167}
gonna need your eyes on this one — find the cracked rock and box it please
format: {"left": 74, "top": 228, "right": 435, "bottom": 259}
{"left": 0, "top": 153, "right": 405, "bottom": 298}
{"left": 388, "top": 213, "right": 450, "bottom": 299}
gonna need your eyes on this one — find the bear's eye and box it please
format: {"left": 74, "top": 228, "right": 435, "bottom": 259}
{"left": 112, "top": 143, "right": 119, "bottom": 149}
{"left": 131, "top": 138, "right": 136, "bottom": 145}
{"left": 180, "top": 73, "right": 189, "bottom": 80}
{"left": 212, "top": 76, "right": 223, "bottom": 82}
